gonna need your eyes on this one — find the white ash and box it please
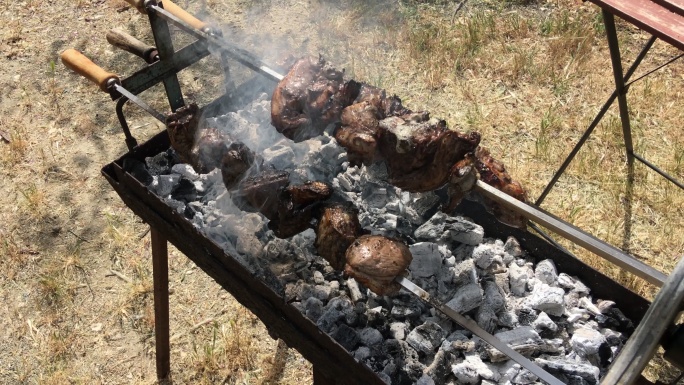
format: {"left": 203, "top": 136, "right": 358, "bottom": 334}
{"left": 134, "top": 94, "right": 635, "bottom": 385}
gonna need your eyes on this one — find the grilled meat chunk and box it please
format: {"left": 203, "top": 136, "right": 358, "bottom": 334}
{"left": 445, "top": 154, "right": 478, "bottom": 212}
{"left": 271, "top": 56, "right": 360, "bottom": 141}
{"left": 334, "top": 101, "right": 382, "bottom": 165}
{"left": 344, "top": 235, "right": 412, "bottom": 296}
{"left": 286, "top": 181, "right": 332, "bottom": 206}
{"left": 233, "top": 169, "right": 290, "bottom": 220}
{"left": 377, "top": 115, "right": 481, "bottom": 192}
{"left": 221, "top": 142, "right": 258, "bottom": 190}
{"left": 474, "top": 147, "right": 528, "bottom": 228}
{"left": 315, "top": 205, "right": 364, "bottom": 270}
{"left": 232, "top": 169, "right": 333, "bottom": 238}
{"left": 166, "top": 103, "right": 201, "bottom": 165}
{"left": 354, "top": 83, "right": 410, "bottom": 118}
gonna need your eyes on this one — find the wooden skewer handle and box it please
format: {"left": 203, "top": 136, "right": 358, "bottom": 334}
{"left": 121, "top": 0, "right": 207, "bottom": 31}
{"left": 161, "top": 0, "right": 207, "bottom": 30}
{"left": 106, "top": 28, "right": 158, "bottom": 63}
{"left": 60, "top": 48, "right": 118, "bottom": 92}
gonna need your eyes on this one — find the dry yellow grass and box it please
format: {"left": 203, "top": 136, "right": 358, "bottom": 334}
{"left": 0, "top": 0, "right": 682, "bottom": 383}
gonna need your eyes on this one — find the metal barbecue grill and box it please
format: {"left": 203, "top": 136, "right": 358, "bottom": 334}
{"left": 62, "top": 0, "right": 684, "bottom": 384}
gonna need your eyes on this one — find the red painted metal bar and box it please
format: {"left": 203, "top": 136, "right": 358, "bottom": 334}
{"left": 586, "top": 0, "right": 684, "bottom": 51}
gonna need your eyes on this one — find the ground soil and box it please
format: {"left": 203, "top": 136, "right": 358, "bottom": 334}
{"left": 0, "top": 0, "right": 682, "bottom": 384}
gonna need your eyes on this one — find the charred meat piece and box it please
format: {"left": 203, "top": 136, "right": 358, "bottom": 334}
{"left": 271, "top": 56, "right": 360, "bottom": 141}
{"left": 270, "top": 181, "right": 334, "bottom": 238}
{"left": 445, "top": 154, "right": 478, "bottom": 212}
{"left": 474, "top": 147, "right": 528, "bottom": 228}
{"left": 377, "top": 115, "right": 481, "bottom": 192}
{"left": 334, "top": 101, "right": 382, "bottom": 165}
{"left": 354, "top": 83, "right": 410, "bottom": 118}
{"left": 166, "top": 103, "right": 202, "bottom": 165}
{"left": 233, "top": 169, "right": 290, "bottom": 220}
{"left": 344, "top": 235, "right": 413, "bottom": 296}
{"left": 221, "top": 142, "right": 258, "bottom": 190}
{"left": 315, "top": 205, "right": 363, "bottom": 270}
{"left": 191, "top": 128, "right": 227, "bottom": 173}
{"left": 286, "top": 181, "right": 332, "bottom": 206}
{"left": 233, "top": 171, "right": 333, "bottom": 238}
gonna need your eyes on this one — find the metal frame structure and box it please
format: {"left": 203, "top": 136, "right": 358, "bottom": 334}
{"left": 537, "top": 2, "right": 684, "bottom": 205}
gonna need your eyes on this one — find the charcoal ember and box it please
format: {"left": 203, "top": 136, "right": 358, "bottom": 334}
{"left": 526, "top": 283, "right": 566, "bottom": 317}
{"left": 408, "top": 242, "right": 444, "bottom": 278}
{"left": 473, "top": 146, "right": 529, "bottom": 229}
{"left": 535, "top": 356, "right": 600, "bottom": 385}
{"left": 383, "top": 339, "right": 425, "bottom": 385}
{"left": 220, "top": 141, "right": 258, "bottom": 190}
{"left": 597, "top": 307, "right": 634, "bottom": 334}
{"left": 487, "top": 326, "right": 544, "bottom": 362}
{"left": 444, "top": 283, "right": 483, "bottom": 314}
{"left": 331, "top": 324, "right": 360, "bottom": 351}
{"left": 406, "top": 320, "right": 446, "bottom": 356}
{"left": 317, "top": 296, "right": 355, "bottom": 333}
{"left": 122, "top": 158, "right": 153, "bottom": 185}
{"left": 344, "top": 235, "right": 413, "bottom": 296}
{"left": 271, "top": 56, "right": 361, "bottom": 141}
{"left": 315, "top": 204, "right": 363, "bottom": 270}
{"left": 452, "top": 354, "right": 500, "bottom": 383}
{"left": 377, "top": 114, "right": 481, "bottom": 192}
{"left": 145, "top": 149, "right": 178, "bottom": 175}
{"left": 415, "top": 212, "right": 484, "bottom": 247}
{"left": 166, "top": 103, "right": 201, "bottom": 164}
{"left": 172, "top": 177, "right": 197, "bottom": 202}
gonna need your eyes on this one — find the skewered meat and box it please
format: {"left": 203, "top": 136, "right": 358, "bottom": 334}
{"left": 271, "top": 56, "right": 361, "bottom": 142}
{"left": 377, "top": 115, "right": 481, "bottom": 192}
{"left": 233, "top": 169, "right": 290, "bottom": 220}
{"left": 474, "top": 147, "right": 528, "bottom": 228}
{"left": 221, "top": 141, "right": 258, "bottom": 190}
{"left": 231, "top": 169, "right": 333, "bottom": 238}
{"left": 344, "top": 235, "right": 412, "bottom": 296}
{"left": 334, "top": 101, "right": 382, "bottom": 165}
{"left": 354, "top": 83, "right": 410, "bottom": 118}
{"left": 286, "top": 181, "right": 332, "bottom": 206}
{"left": 445, "top": 154, "right": 478, "bottom": 212}
{"left": 166, "top": 103, "right": 201, "bottom": 165}
{"left": 315, "top": 205, "right": 364, "bottom": 270}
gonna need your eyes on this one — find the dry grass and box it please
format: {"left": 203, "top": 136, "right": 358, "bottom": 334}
{"left": 0, "top": 0, "right": 682, "bottom": 383}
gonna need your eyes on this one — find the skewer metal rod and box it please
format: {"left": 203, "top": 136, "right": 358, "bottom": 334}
{"left": 149, "top": 4, "right": 284, "bottom": 82}
{"left": 474, "top": 180, "right": 667, "bottom": 287}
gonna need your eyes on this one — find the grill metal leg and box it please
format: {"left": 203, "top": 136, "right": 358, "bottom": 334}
{"left": 603, "top": 10, "right": 635, "bottom": 167}
{"left": 151, "top": 228, "right": 171, "bottom": 382}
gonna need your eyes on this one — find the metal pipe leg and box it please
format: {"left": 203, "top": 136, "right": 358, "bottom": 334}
{"left": 603, "top": 10, "right": 635, "bottom": 166}
{"left": 151, "top": 228, "right": 171, "bottom": 382}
